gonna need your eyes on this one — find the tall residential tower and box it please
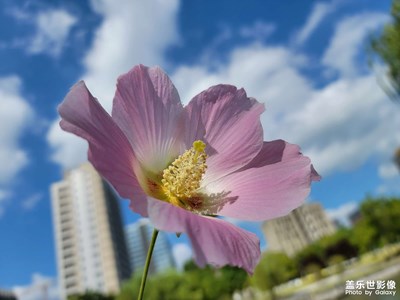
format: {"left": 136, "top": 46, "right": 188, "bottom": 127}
{"left": 51, "top": 163, "right": 131, "bottom": 299}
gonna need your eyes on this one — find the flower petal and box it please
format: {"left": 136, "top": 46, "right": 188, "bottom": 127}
{"left": 112, "top": 65, "right": 184, "bottom": 174}
{"left": 148, "top": 199, "right": 260, "bottom": 274}
{"left": 58, "top": 81, "right": 148, "bottom": 216}
{"left": 207, "top": 140, "right": 320, "bottom": 221}
{"left": 185, "top": 85, "right": 265, "bottom": 183}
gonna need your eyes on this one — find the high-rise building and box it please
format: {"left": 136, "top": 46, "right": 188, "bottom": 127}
{"left": 51, "top": 163, "right": 131, "bottom": 299}
{"left": 125, "top": 219, "right": 175, "bottom": 275}
{"left": 263, "top": 203, "right": 336, "bottom": 257}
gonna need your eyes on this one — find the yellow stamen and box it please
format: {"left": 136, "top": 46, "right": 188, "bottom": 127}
{"left": 161, "top": 140, "right": 207, "bottom": 208}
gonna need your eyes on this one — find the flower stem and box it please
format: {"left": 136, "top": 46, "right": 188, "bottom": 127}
{"left": 137, "top": 228, "right": 159, "bottom": 300}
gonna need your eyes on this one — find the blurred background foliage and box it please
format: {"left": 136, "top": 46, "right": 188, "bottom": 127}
{"left": 117, "top": 263, "right": 247, "bottom": 300}
{"left": 370, "top": 0, "right": 400, "bottom": 100}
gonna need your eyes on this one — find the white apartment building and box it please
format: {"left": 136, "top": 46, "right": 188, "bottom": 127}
{"left": 51, "top": 163, "right": 131, "bottom": 299}
{"left": 263, "top": 202, "right": 336, "bottom": 257}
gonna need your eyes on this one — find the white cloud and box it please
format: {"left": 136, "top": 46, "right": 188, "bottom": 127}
{"left": 13, "top": 273, "right": 59, "bottom": 300}
{"left": 21, "top": 193, "right": 43, "bottom": 211}
{"left": 48, "top": 0, "right": 180, "bottom": 169}
{"left": 326, "top": 201, "right": 358, "bottom": 226}
{"left": 0, "top": 76, "right": 33, "bottom": 184}
{"left": 6, "top": 8, "right": 77, "bottom": 57}
{"left": 172, "top": 44, "right": 312, "bottom": 113}
{"left": 84, "top": 0, "right": 180, "bottom": 112}
{"left": 377, "top": 159, "right": 400, "bottom": 194}
{"left": 275, "top": 75, "right": 400, "bottom": 176}
{"left": 46, "top": 119, "right": 87, "bottom": 170}
{"left": 322, "top": 12, "right": 388, "bottom": 77}
{"left": 172, "top": 243, "right": 192, "bottom": 270}
{"left": 28, "top": 9, "right": 77, "bottom": 57}
{"left": 0, "top": 76, "right": 34, "bottom": 217}
{"left": 239, "top": 21, "right": 275, "bottom": 41}
{"left": 379, "top": 162, "right": 399, "bottom": 179}
{"left": 294, "top": 1, "right": 334, "bottom": 46}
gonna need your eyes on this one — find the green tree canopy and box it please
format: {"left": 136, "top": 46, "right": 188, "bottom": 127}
{"left": 117, "top": 263, "right": 247, "bottom": 300}
{"left": 370, "top": 0, "right": 400, "bottom": 99}
{"left": 353, "top": 196, "right": 400, "bottom": 252}
{"left": 250, "top": 252, "right": 298, "bottom": 291}
{"left": 68, "top": 291, "right": 115, "bottom": 300}
{"left": 319, "top": 229, "right": 358, "bottom": 261}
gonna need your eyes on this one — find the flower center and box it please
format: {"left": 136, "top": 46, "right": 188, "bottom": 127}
{"left": 161, "top": 140, "right": 207, "bottom": 208}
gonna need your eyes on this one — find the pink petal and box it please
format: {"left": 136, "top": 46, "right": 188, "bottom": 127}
{"left": 58, "top": 81, "right": 148, "bottom": 216}
{"left": 112, "top": 65, "right": 184, "bottom": 174}
{"left": 185, "top": 85, "right": 265, "bottom": 183}
{"left": 148, "top": 199, "right": 260, "bottom": 274}
{"left": 207, "top": 140, "right": 320, "bottom": 221}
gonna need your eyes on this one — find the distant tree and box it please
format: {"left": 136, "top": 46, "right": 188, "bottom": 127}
{"left": 250, "top": 251, "right": 298, "bottom": 300}
{"left": 370, "top": 0, "right": 400, "bottom": 100}
{"left": 117, "top": 262, "right": 247, "bottom": 300}
{"left": 117, "top": 275, "right": 141, "bottom": 300}
{"left": 181, "top": 263, "right": 248, "bottom": 300}
{"left": 395, "top": 147, "right": 400, "bottom": 171}
{"left": 351, "top": 219, "right": 378, "bottom": 253}
{"left": 352, "top": 197, "right": 400, "bottom": 252}
{"left": 68, "top": 291, "right": 114, "bottom": 300}
{"left": 319, "top": 229, "right": 359, "bottom": 261}
{"left": 369, "top": 0, "right": 400, "bottom": 173}
{"left": 117, "top": 271, "right": 183, "bottom": 300}
{"left": 295, "top": 244, "right": 325, "bottom": 275}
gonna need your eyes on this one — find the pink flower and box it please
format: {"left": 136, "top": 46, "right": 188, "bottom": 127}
{"left": 59, "top": 65, "right": 320, "bottom": 274}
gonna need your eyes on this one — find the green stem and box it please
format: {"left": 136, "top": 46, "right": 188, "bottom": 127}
{"left": 137, "top": 228, "right": 159, "bottom": 300}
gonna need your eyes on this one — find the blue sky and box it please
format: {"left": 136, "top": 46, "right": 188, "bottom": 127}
{"left": 1, "top": 0, "right": 399, "bottom": 298}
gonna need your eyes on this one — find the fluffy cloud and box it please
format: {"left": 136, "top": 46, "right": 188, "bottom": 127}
{"left": 322, "top": 12, "right": 388, "bottom": 77}
{"left": 47, "top": 119, "right": 87, "bottom": 170}
{"left": 13, "top": 273, "right": 59, "bottom": 300}
{"left": 172, "top": 243, "right": 192, "bottom": 270}
{"left": 47, "top": 0, "right": 180, "bottom": 169}
{"left": 277, "top": 75, "right": 400, "bottom": 175}
{"left": 172, "top": 44, "right": 312, "bottom": 114}
{"left": 6, "top": 8, "right": 77, "bottom": 57}
{"left": 84, "top": 0, "right": 180, "bottom": 111}
{"left": 0, "top": 76, "right": 33, "bottom": 185}
{"left": 0, "top": 76, "right": 33, "bottom": 217}
{"left": 28, "top": 9, "right": 77, "bottom": 57}
{"left": 379, "top": 162, "right": 399, "bottom": 179}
